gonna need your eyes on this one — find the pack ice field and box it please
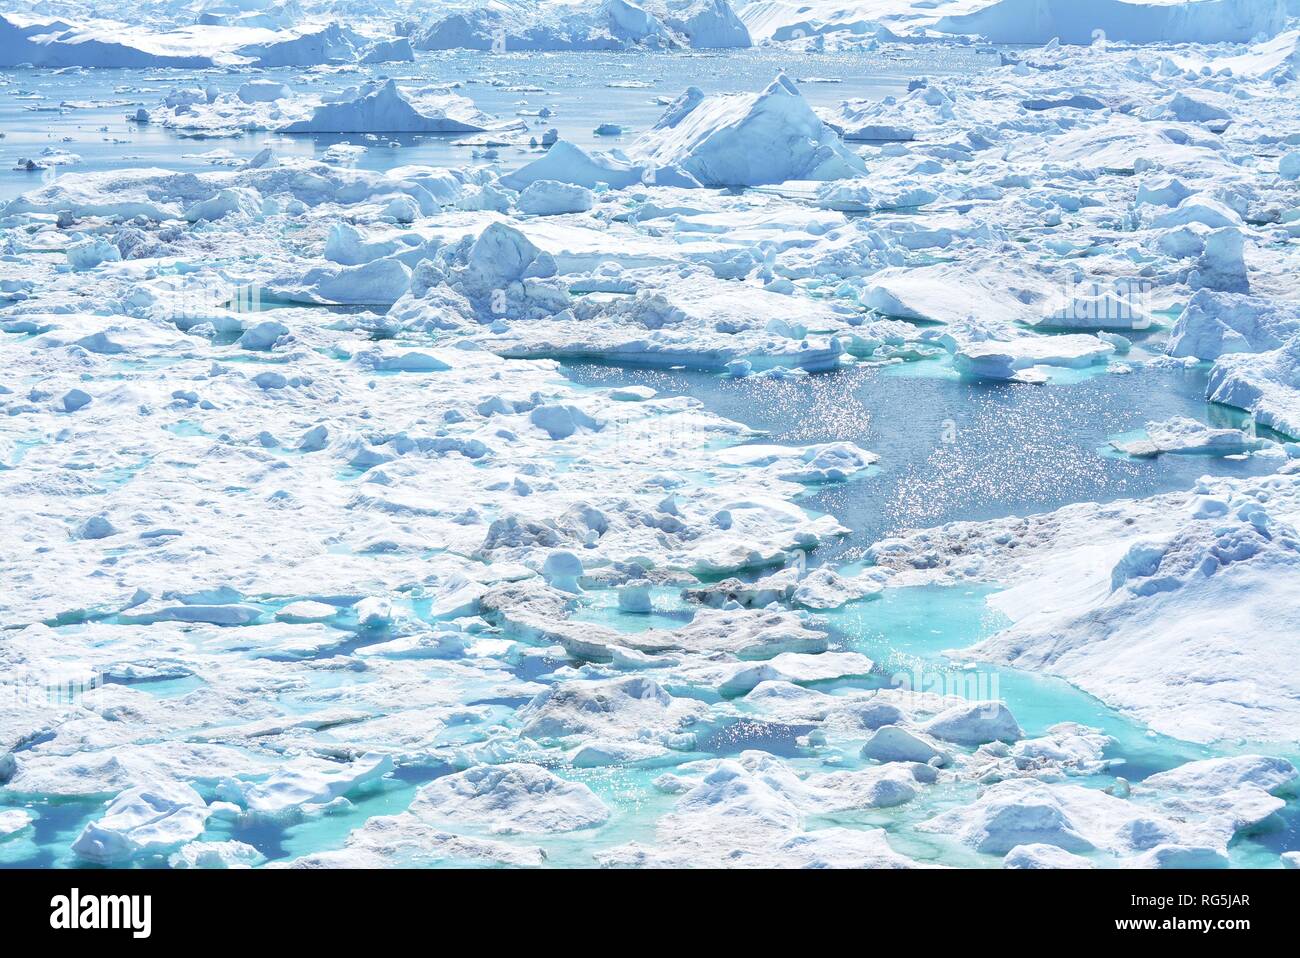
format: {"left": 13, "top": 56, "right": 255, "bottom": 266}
{"left": 1, "top": 0, "right": 1299, "bottom": 870}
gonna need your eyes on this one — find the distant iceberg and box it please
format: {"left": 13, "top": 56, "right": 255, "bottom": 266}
{"left": 934, "top": 0, "right": 1289, "bottom": 45}
{"left": 279, "top": 80, "right": 489, "bottom": 134}
{"left": 414, "top": 0, "right": 750, "bottom": 52}
{"left": 0, "top": 14, "right": 412, "bottom": 68}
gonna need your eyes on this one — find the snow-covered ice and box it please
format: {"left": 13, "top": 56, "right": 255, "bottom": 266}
{"left": 1, "top": 0, "right": 1298, "bottom": 873}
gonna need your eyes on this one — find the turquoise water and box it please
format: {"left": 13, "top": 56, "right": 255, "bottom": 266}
{"left": 574, "top": 582, "right": 1296, "bottom": 867}
{"left": 822, "top": 587, "right": 1214, "bottom": 774}
{"left": 555, "top": 354, "right": 1298, "bottom": 866}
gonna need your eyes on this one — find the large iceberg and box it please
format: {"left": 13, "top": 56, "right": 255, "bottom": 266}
{"left": 280, "top": 80, "right": 490, "bottom": 134}
{"left": 629, "top": 75, "right": 868, "bottom": 187}
{"left": 871, "top": 474, "right": 1300, "bottom": 744}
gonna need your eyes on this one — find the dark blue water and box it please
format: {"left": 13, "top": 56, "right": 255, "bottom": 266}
{"left": 560, "top": 359, "right": 1280, "bottom": 563}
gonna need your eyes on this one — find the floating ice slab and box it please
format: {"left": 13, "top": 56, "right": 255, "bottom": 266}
{"left": 72, "top": 781, "right": 212, "bottom": 863}
{"left": 1110, "top": 416, "right": 1270, "bottom": 458}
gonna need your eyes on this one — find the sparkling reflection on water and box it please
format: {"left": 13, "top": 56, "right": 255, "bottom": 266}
{"left": 560, "top": 359, "right": 1280, "bottom": 561}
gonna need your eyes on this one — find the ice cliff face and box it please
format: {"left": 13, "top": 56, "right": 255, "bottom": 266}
{"left": 740, "top": 0, "right": 1293, "bottom": 46}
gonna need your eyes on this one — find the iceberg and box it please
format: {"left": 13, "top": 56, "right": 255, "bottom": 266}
{"left": 1167, "top": 291, "right": 1300, "bottom": 360}
{"left": 1207, "top": 337, "right": 1300, "bottom": 439}
{"left": 0, "top": 15, "right": 224, "bottom": 68}
{"left": 409, "top": 763, "right": 610, "bottom": 833}
{"left": 500, "top": 139, "right": 701, "bottom": 190}
{"left": 629, "top": 75, "right": 868, "bottom": 187}
{"left": 280, "top": 80, "right": 489, "bottom": 134}
{"left": 1110, "top": 417, "right": 1271, "bottom": 457}
{"left": 934, "top": 0, "right": 1289, "bottom": 45}
{"left": 871, "top": 473, "right": 1300, "bottom": 743}
{"left": 415, "top": 0, "right": 750, "bottom": 52}
{"left": 72, "top": 782, "right": 212, "bottom": 863}
{"left": 0, "top": 15, "right": 414, "bottom": 69}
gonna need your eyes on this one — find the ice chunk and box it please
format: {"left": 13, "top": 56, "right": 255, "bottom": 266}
{"left": 924, "top": 702, "right": 1023, "bottom": 746}
{"left": 861, "top": 725, "right": 951, "bottom": 766}
{"left": 237, "top": 320, "right": 288, "bottom": 351}
{"left": 530, "top": 403, "right": 603, "bottom": 440}
{"left": 517, "top": 180, "right": 595, "bottom": 216}
{"left": 597, "top": 754, "right": 928, "bottom": 867}
{"left": 919, "top": 780, "right": 1150, "bottom": 856}
{"left": 0, "top": 809, "right": 33, "bottom": 838}
{"left": 61, "top": 388, "right": 93, "bottom": 413}
{"left": 1003, "top": 843, "right": 1094, "bottom": 869}
{"left": 169, "top": 840, "right": 262, "bottom": 869}
{"left": 1141, "top": 755, "right": 1297, "bottom": 796}
{"left": 501, "top": 140, "right": 700, "bottom": 190}
{"left": 952, "top": 335, "right": 1114, "bottom": 381}
{"left": 72, "top": 781, "right": 211, "bottom": 863}
{"left": 411, "top": 763, "right": 609, "bottom": 833}
{"left": 185, "top": 187, "right": 262, "bottom": 223}
{"left": 281, "top": 80, "right": 487, "bottom": 134}
{"left": 1193, "top": 228, "right": 1249, "bottom": 293}
{"left": 237, "top": 80, "right": 291, "bottom": 104}
{"left": 242, "top": 755, "right": 393, "bottom": 820}
{"left": 1281, "top": 151, "right": 1300, "bottom": 181}
{"left": 1167, "top": 291, "right": 1300, "bottom": 360}
{"left": 630, "top": 75, "right": 867, "bottom": 187}
{"left": 1207, "top": 337, "right": 1300, "bottom": 438}
{"left": 66, "top": 236, "right": 121, "bottom": 271}
{"left": 520, "top": 675, "right": 708, "bottom": 744}
{"left": 1110, "top": 417, "right": 1267, "bottom": 458}
{"left": 353, "top": 596, "right": 393, "bottom": 629}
